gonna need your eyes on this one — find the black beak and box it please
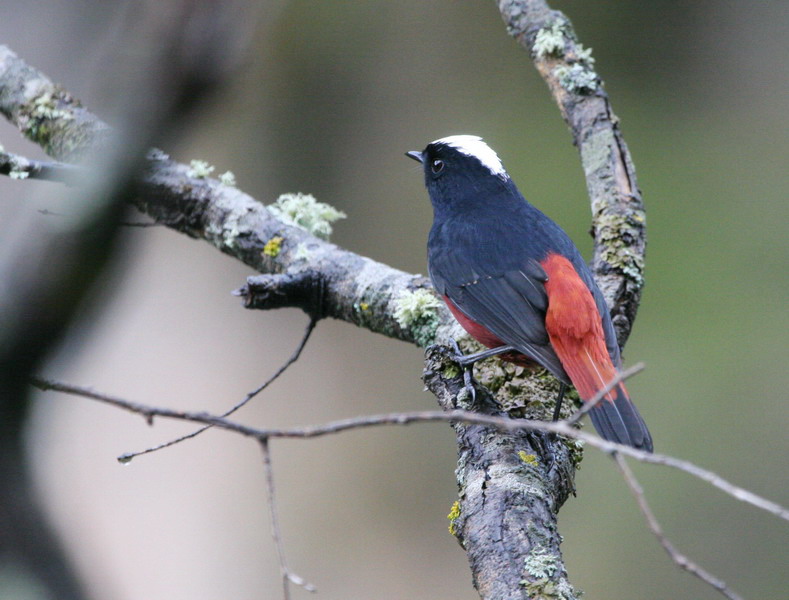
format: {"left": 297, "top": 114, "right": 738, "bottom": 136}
{"left": 405, "top": 150, "right": 423, "bottom": 163}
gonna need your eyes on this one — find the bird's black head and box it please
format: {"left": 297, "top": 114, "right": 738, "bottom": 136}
{"left": 406, "top": 135, "right": 516, "bottom": 218}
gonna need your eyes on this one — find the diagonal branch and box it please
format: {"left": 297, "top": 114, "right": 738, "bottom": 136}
{"left": 497, "top": 0, "right": 646, "bottom": 346}
{"left": 259, "top": 438, "right": 317, "bottom": 599}
{"left": 613, "top": 453, "right": 744, "bottom": 600}
{"left": 118, "top": 317, "right": 318, "bottom": 463}
{"left": 0, "top": 149, "right": 81, "bottom": 183}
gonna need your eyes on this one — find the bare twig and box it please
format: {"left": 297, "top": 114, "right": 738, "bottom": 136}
{"left": 613, "top": 453, "right": 744, "bottom": 600}
{"left": 38, "top": 208, "right": 161, "bottom": 228}
{"left": 30, "top": 376, "right": 789, "bottom": 523}
{"left": 259, "top": 438, "right": 317, "bottom": 599}
{"left": 117, "top": 317, "right": 317, "bottom": 463}
{"left": 0, "top": 150, "right": 82, "bottom": 184}
{"left": 565, "top": 362, "right": 645, "bottom": 426}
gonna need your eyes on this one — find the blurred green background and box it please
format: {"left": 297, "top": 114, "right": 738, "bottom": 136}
{"left": 1, "top": 1, "right": 787, "bottom": 599}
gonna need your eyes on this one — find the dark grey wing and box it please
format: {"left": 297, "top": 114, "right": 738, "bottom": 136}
{"left": 430, "top": 251, "right": 569, "bottom": 382}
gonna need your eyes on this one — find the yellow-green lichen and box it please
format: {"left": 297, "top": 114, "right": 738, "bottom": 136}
{"left": 442, "top": 362, "right": 461, "bottom": 380}
{"left": 447, "top": 500, "right": 461, "bottom": 536}
{"left": 518, "top": 451, "right": 539, "bottom": 466}
{"left": 393, "top": 289, "right": 442, "bottom": 347}
{"left": 267, "top": 192, "right": 346, "bottom": 241}
{"left": 263, "top": 236, "right": 284, "bottom": 258}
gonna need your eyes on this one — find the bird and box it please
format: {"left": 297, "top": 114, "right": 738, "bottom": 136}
{"left": 406, "top": 135, "right": 653, "bottom": 451}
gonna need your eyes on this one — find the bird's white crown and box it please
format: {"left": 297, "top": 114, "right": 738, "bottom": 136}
{"left": 432, "top": 135, "right": 508, "bottom": 178}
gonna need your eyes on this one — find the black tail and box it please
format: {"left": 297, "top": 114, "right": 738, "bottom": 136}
{"left": 588, "top": 385, "right": 653, "bottom": 452}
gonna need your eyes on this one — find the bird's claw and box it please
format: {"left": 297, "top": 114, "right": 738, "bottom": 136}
{"left": 447, "top": 338, "right": 477, "bottom": 402}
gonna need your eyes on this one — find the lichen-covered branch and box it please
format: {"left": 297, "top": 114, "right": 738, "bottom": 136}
{"left": 497, "top": 0, "right": 646, "bottom": 345}
{"left": 0, "top": 46, "right": 111, "bottom": 161}
{"left": 424, "top": 348, "right": 579, "bottom": 600}
{"left": 137, "top": 150, "right": 457, "bottom": 345}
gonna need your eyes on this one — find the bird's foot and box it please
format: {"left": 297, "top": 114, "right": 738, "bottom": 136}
{"left": 434, "top": 339, "right": 517, "bottom": 404}
{"left": 447, "top": 338, "right": 478, "bottom": 402}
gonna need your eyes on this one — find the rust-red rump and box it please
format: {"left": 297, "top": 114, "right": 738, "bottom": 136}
{"left": 541, "top": 253, "right": 626, "bottom": 404}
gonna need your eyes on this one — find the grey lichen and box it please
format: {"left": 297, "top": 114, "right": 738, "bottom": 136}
{"left": 580, "top": 128, "right": 615, "bottom": 180}
{"left": 554, "top": 63, "right": 598, "bottom": 94}
{"left": 293, "top": 242, "right": 312, "bottom": 261}
{"left": 522, "top": 577, "right": 581, "bottom": 600}
{"left": 393, "top": 288, "right": 442, "bottom": 347}
{"left": 267, "top": 192, "right": 346, "bottom": 241}
{"left": 2, "top": 151, "right": 31, "bottom": 179}
{"left": 218, "top": 170, "right": 236, "bottom": 187}
{"left": 524, "top": 545, "right": 559, "bottom": 579}
{"left": 521, "top": 545, "right": 582, "bottom": 600}
{"left": 458, "top": 345, "right": 585, "bottom": 469}
{"left": 533, "top": 21, "right": 566, "bottom": 58}
{"left": 16, "top": 88, "right": 84, "bottom": 159}
{"left": 575, "top": 44, "right": 595, "bottom": 65}
{"left": 187, "top": 159, "right": 215, "bottom": 179}
{"left": 204, "top": 199, "right": 255, "bottom": 250}
{"left": 594, "top": 212, "right": 645, "bottom": 285}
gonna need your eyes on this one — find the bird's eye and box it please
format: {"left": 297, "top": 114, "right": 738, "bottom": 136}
{"left": 431, "top": 159, "right": 445, "bottom": 174}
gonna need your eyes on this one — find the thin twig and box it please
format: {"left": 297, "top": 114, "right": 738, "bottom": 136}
{"left": 0, "top": 150, "right": 82, "bottom": 184}
{"left": 30, "top": 376, "right": 789, "bottom": 522}
{"left": 38, "top": 208, "right": 161, "bottom": 228}
{"left": 565, "top": 362, "right": 645, "bottom": 426}
{"left": 260, "top": 438, "right": 317, "bottom": 599}
{"left": 120, "top": 220, "right": 161, "bottom": 228}
{"left": 613, "top": 453, "right": 744, "bottom": 600}
{"left": 116, "top": 318, "right": 317, "bottom": 463}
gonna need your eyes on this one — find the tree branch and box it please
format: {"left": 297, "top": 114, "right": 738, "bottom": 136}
{"left": 613, "top": 453, "right": 744, "bottom": 600}
{"left": 259, "top": 438, "right": 317, "bottom": 599}
{"left": 497, "top": 0, "right": 646, "bottom": 345}
{"left": 30, "top": 375, "right": 788, "bottom": 523}
{"left": 117, "top": 317, "right": 317, "bottom": 463}
{"left": 0, "top": 149, "right": 81, "bottom": 183}
{"left": 31, "top": 365, "right": 789, "bottom": 600}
